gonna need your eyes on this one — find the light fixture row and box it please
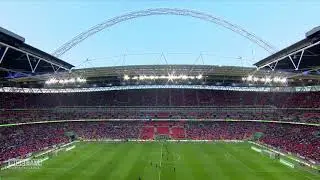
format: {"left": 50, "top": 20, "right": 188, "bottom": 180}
{"left": 123, "top": 74, "right": 203, "bottom": 81}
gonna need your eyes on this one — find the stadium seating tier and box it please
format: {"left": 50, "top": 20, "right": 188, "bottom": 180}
{"left": 1, "top": 121, "right": 319, "bottom": 164}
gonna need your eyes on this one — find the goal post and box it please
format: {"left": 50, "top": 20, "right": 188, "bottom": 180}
{"left": 261, "top": 149, "right": 279, "bottom": 159}
{"left": 250, "top": 146, "right": 280, "bottom": 160}
{"left": 155, "top": 135, "right": 170, "bottom": 141}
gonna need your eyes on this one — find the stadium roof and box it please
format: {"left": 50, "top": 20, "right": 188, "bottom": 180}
{"left": 0, "top": 27, "right": 74, "bottom": 80}
{"left": 8, "top": 64, "right": 301, "bottom": 88}
{"left": 1, "top": 26, "right": 320, "bottom": 89}
{"left": 254, "top": 26, "right": 320, "bottom": 74}
{"left": 13, "top": 64, "right": 286, "bottom": 80}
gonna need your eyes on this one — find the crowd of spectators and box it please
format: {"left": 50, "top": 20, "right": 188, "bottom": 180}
{"left": 1, "top": 109, "right": 319, "bottom": 124}
{"left": 260, "top": 123, "right": 320, "bottom": 163}
{"left": 1, "top": 90, "right": 319, "bottom": 125}
{"left": 0, "top": 123, "right": 69, "bottom": 163}
{"left": 70, "top": 121, "right": 142, "bottom": 140}
{"left": 0, "top": 121, "right": 142, "bottom": 164}
{"left": 1, "top": 89, "right": 319, "bottom": 165}
{"left": 1, "top": 90, "right": 320, "bottom": 108}
{"left": 185, "top": 121, "right": 320, "bottom": 163}
{"left": 1, "top": 121, "right": 319, "bottom": 165}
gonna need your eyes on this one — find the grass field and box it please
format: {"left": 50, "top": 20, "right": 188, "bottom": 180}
{"left": 1, "top": 142, "right": 319, "bottom": 180}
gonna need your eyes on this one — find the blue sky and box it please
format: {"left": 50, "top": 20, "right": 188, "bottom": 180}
{"left": 1, "top": 0, "right": 319, "bottom": 68}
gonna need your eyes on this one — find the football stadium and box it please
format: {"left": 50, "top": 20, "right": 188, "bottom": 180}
{"left": 1, "top": 6, "right": 320, "bottom": 180}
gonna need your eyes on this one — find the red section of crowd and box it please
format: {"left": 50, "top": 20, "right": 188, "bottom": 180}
{"left": 1, "top": 121, "right": 319, "bottom": 164}
{"left": 140, "top": 121, "right": 186, "bottom": 139}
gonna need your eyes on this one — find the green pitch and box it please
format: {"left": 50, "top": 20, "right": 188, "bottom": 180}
{"left": 1, "top": 142, "right": 319, "bottom": 180}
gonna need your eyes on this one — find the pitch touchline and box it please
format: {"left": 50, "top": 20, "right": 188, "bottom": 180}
{"left": 158, "top": 143, "right": 164, "bottom": 180}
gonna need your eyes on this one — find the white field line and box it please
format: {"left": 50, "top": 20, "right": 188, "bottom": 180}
{"left": 34, "top": 141, "right": 77, "bottom": 158}
{"left": 158, "top": 143, "right": 164, "bottom": 180}
{"left": 54, "top": 146, "right": 101, "bottom": 177}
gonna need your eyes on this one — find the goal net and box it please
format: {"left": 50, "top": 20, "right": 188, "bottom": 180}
{"left": 261, "top": 149, "right": 279, "bottom": 159}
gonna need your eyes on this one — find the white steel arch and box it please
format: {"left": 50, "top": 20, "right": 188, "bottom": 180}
{"left": 52, "top": 8, "right": 277, "bottom": 57}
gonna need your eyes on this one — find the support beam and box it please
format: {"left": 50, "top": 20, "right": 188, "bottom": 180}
{"left": 288, "top": 56, "right": 297, "bottom": 70}
{"left": 0, "top": 46, "right": 9, "bottom": 64}
{"left": 256, "top": 40, "right": 320, "bottom": 70}
{"left": 51, "top": 64, "right": 61, "bottom": 73}
{"left": 160, "top": 52, "right": 168, "bottom": 65}
{"left": 273, "top": 61, "right": 279, "bottom": 71}
{"left": 267, "top": 64, "right": 273, "bottom": 71}
{"left": 266, "top": 60, "right": 278, "bottom": 71}
{"left": 0, "top": 41, "right": 71, "bottom": 71}
{"left": 295, "top": 50, "right": 305, "bottom": 70}
{"left": 33, "top": 59, "right": 41, "bottom": 73}
{"left": 26, "top": 54, "right": 35, "bottom": 72}
{"left": 189, "top": 53, "right": 203, "bottom": 74}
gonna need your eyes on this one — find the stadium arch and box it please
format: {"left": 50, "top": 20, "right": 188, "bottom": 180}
{"left": 52, "top": 8, "right": 277, "bottom": 57}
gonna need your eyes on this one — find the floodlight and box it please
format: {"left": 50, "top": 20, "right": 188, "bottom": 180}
{"left": 69, "top": 78, "right": 75, "bottom": 83}
{"left": 139, "top": 75, "right": 146, "bottom": 80}
{"left": 168, "top": 73, "right": 174, "bottom": 81}
{"left": 181, "top": 75, "right": 187, "bottom": 80}
{"left": 265, "top": 77, "right": 272, "bottom": 83}
{"left": 280, "top": 78, "right": 287, "bottom": 83}
{"left": 123, "top": 75, "right": 130, "bottom": 80}
{"left": 247, "top": 75, "right": 253, "bottom": 81}
{"left": 160, "top": 75, "right": 166, "bottom": 79}
{"left": 273, "top": 77, "right": 281, "bottom": 83}
{"left": 196, "top": 74, "right": 203, "bottom": 79}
